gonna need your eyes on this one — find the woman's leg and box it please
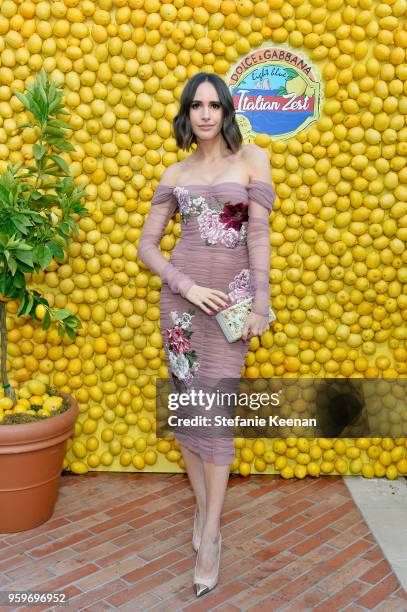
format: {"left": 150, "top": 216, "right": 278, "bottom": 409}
{"left": 195, "top": 461, "right": 230, "bottom": 576}
{"left": 179, "top": 444, "right": 207, "bottom": 535}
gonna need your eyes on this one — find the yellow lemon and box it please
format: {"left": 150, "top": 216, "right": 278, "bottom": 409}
{"left": 70, "top": 461, "right": 88, "bottom": 474}
{"left": 309, "top": 445, "right": 322, "bottom": 459}
{"left": 385, "top": 464, "right": 398, "bottom": 480}
{"left": 281, "top": 465, "right": 294, "bottom": 479}
{"left": 120, "top": 452, "right": 132, "bottom": 467}
{"left": 334, "top": 458, "right": 348, "bottom": 474}
{"left": 307, "top": 461, "right": 320, "bottom": 477}
{"left": 361, "top": 463, "right": 375, "bottom": 478}
{"left": 144, "top": 450, "right": 157, "bottom": 465}
{"left": 396, "top": 459, "right": 407, "bottom": 474}
{"left": 133, "top": 455, "right": 145, "bottom": 470}
{"left": 87, "top": 454, "right": 100, "bottom": 468}
{"left": 379, "top": 450, "right": 392, "bottom": 467}
{"left": 35, "top": 304, "right": 47, "bottom": 320}
{"left": 273, "top": 439, "right": 287, "bottom": 455}
{"left": 264, "top": 450, "right": 276, "bottom": 464}
{"left": 0, "top": 398, "right": 14, "bottom": 411}
{"left": 72, "top": 441, "right": 87, "bottom": 459}
{"left": 27, "top": 380, "right": 46, "bottom": 396}
{"left": 274, "top": 455, "right": 287, "bottom": 471}
{"left": 239, "top": 461, "right": 251, "bottom": 477}
{"left": 320, "top": 461, "right": 334, "bottom": 474}
{"left": 100, "top": 451, "right": 114, "bottom": 466}
{"left": 240, "top": 447, "right": 254, "bottom": 463}
{"left": 43, "top": 396, "right": 63, "bottom": 411}
{"left": 134, "top": 437, "right": 147, "bottom": 453}
{"left": 252, "top": 439, "right": 266, "bottom": 456}
{"left": 166, "top": 449, "right": 181, "bottom": 462}
{"left": 254, "top": 458, "right": 266, "bottom": 472}
{"left": 349, "top": 458, "right": 362, "bottom": 474}
{"left": 294, "top": 464, "right": 307, "bottom": 479}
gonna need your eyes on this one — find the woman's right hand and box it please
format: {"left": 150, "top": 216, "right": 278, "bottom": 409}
{"left": 185, "top": 284, "right": 231, "bottom": 315}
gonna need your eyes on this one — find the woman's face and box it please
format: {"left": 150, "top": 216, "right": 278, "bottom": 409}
{"left": 189, "top": 81, "right": 224, "bottom": 142}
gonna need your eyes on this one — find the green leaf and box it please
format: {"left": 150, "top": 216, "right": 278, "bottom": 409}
{"left": 14, "top": 92, "right": 30, "bottom": 111}
{"left": 49, "top": 241, "right": 64, "bottom": 262}
{"left": 42, "top": 309, "right": 51, "bottom": 330}
{"left": 48, "top": 119, "right": 71, "bottom": 130}
{"left": 15, "top": 121, "right": 36, "bottom": 130}
{"left": 65, "top": 316, "right": 82, "bottom": 329}
{"left": 33, "top": 143, "right": 47, "bottom": 161}
{"left": 46, "top": 136, "right": 75, "bottom": 152}
{"left": 49, "top": 154, "right": 70, "bottom": 174}
{"left": 57, "top": 323, "right": 65, "bottom": 339}
{"left": 38, "top": 81, "right": 48, "bottom": 105}
{"left": 55, "top": 308, "right": 70, "bottom": 321}
{"left": 34, "top": 245, "right": 53, "bottom": 269}
{"left": 11, "top": 216, "right": 32, "bottom": 235}
{"left": 14, "top": 249, "right": 34, "bottom": 267}
{"left": 13, "top": 271, "right": 26, "bottom": 289}
{"left": 46, "top": 126, "right": 64, "bottom": 137}
{"left": 17, "top": 293, "right": 27, "bottom": 316}
{"left": 66, "top": 326, "right": 77, "bottom": 342}
{"left": 6, "top": 256, "right": 17, "bottom": 275}
{"left": 24, "top": 293, "right": 34, "bottom": 316}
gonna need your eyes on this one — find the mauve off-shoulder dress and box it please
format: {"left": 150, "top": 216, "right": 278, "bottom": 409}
{"left": 138, "top": 180, "right": 276, "bottom": 465}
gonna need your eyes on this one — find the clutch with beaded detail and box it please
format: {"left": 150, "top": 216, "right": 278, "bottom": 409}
{"left": 215, "top": 296, "right": 276, "bottom": 343}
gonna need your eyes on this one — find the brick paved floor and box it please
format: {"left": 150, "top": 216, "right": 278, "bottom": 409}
{"left": 0, "top": 473, "right": 406, "bottom": 611}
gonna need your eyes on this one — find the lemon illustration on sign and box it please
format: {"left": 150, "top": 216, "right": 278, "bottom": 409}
{"left": 235, "top": 114, "right": 252, "bottom": 139}
{"left": 286, "top": 75, "right": 307, "bottom": 97}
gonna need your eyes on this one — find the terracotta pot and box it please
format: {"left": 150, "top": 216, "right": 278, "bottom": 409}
{"left": 0, "top": 393, "right": 78, "bottom": 533}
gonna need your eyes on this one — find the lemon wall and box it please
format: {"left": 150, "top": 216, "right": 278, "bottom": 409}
{"left": 1, "top": 0, "right": 406, "bottom": 479}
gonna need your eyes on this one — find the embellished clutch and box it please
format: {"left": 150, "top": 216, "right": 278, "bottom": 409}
{"left": 215, "top": 296, "right": 276, "bottom": 343}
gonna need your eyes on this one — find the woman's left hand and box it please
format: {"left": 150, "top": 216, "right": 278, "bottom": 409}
{"left": 241, "top": 312, "right": 269, "bottom": 343}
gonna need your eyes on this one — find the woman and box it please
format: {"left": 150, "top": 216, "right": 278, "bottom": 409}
{"left": 138, "top": 71, "right": 275, "bottom": 597}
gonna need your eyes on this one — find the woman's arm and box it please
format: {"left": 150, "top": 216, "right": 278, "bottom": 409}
{"left": 245, "top": 145, "right": 276, "bottom": 318}
{"left": 137, "top": 169, "right": 196, "bottom": 298}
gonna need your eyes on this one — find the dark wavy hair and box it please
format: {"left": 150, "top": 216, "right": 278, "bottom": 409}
{"left": 173, "top": 72, "right": 243, "bottom": 153}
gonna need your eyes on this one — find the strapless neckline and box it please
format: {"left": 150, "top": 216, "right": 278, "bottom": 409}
{"left": 172, "top": 179, "right": 272, "bottom": 191}
{"left": 174, "top": 181, "right": 248, "bottom": 190}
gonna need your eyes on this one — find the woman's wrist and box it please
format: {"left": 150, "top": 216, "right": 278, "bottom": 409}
{"left": 251, "top": 307, "right": 269, "bottom": 318}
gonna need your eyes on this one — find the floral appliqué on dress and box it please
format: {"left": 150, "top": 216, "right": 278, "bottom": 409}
{"left": 165, "top": 309, "right": 200, "bottom": 387}
{"left": 173, "top": 186, "right": 248, "bottom": 248}
{"left": 228, "top": 268, "right": 255, "bottom": 304}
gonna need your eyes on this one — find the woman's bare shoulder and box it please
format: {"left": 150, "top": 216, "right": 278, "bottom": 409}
{"left": 241, "top": 143, "right": 268, "bottom": 161}
{"left": 241, "top": 144, "right": 270, "bottom": 179}
{"left": 159, "top": 161, "right": 185, "bottom": 187}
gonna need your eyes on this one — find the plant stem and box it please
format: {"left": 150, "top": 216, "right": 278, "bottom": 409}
{"left": 0, "top": 301, "right": 16, "bottom": 405}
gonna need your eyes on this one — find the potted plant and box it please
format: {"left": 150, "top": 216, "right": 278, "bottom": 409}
{"left": 0, "top": 68, "right": 88, "bottom": 532}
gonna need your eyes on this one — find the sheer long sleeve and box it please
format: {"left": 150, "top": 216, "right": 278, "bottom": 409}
{"left": 246, "top": 179, "right": 276, "bottom": 317}
{"left": 137, "top": 184, "right": 196, "bottom": 298}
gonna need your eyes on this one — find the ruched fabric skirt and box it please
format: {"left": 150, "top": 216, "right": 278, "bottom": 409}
{"left": 159, "top": 241, "right": 250, "bottom": 466}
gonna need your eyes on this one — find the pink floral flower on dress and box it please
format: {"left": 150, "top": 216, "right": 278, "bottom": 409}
{"left": 173, "top": 188, "right": 248, "bottom": 248}
{"left": 165, "top": 309, "right": 200, "bottom": 387}
{"left": 228, "top": 268, "right": 255, "bottom": 303}
{"left": 167, "top": 326, "right": 192, "bottom": 354}
{"left": 197, "top": 211, "right": 225, "bottom": 244}
{"left": 220, "top": 229, "right": 240, "bottom": 248}
{"left": 173, "top": 187, "right": 193, "bottom": 215}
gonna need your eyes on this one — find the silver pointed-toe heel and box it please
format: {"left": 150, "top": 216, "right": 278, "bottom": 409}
{"left": 192, "top": 508, "right": 201, "bottom": 553}
{"left": 194, "top": 583, "right": 210, "bottom": 597}
{"left": 193, "top": 533, "right": 222, "bottom": 597}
